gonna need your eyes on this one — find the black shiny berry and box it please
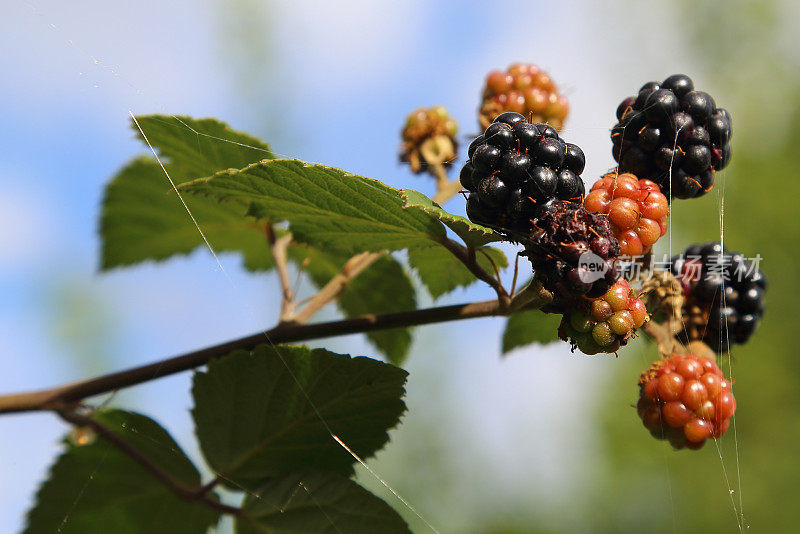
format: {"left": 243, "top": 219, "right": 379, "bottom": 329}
{"left": 500, "top": 152, "right": 532, "bottom": 185}
{"left": 461, "top": 116, "right": 586, "bottom": 236}
{"left": 484, "top": 122, "right": 515, "bottom": 149}
{"left": 612, "top": 74, "right": 732, "bottom": 200}
{"left": 514, "top": 122, "right": 542, "bottom": 152}
{"left": 564, "top": 143, "right": 585, "bottom": 174}
{"left": 477, "top": 176, "right": 510, "bottom": 208}
{"left": 682, "top": 91, "right": 715, "bottom": 122}
{"left": 533, "top": 137, "right": 565, "bottom": 168}
{"left": 526, "top": 166, "right": 558, "bottom": 200}
{"left": 459, "top": 162, "right": 479, "bottom": 191}
{"left": 472, "top": 144, "right": 501, "bottom": 173}
{"left": 493, "top": 111, "right": 526, "bottom": 127}
{"left": 672, "top": 242, "right": 766, "bottom": 349}
{"left": 467, "top": 135, "right": 484, "bottom": 159}
{"left": 661, "top": 74, "right": 694, "bottom": 98}
{"left": 644, "top": 89, "right": 679, "bottom": 122}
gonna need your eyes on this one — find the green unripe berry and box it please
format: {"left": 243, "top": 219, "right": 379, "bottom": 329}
{"left": 592, "top": 322, "right": 614, "bottom": 346}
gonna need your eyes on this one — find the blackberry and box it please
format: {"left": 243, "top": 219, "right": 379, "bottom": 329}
{"left": 611, "top": 74, "right": 732, "bottom": 199}
{"left": 669, "top": 242, "right": 766, "bottom": 350}
{"left": 399, "top": 106, "right": 458, "bottom": 174}
{"left": 479, "top": 63, "right": 569, "bottom": 130}
{"left": 559, "top": 279, "right": 649, "bottom": 355}
{"left": 638, "top": 353, "right": 736, "bottom": 450}
{"left": 461, "top": 113, "right": 586, "bottom": 235}
{"left": 584, "top": 172, "right": 669, "bottom": 257}
{"left": 522, "top": 203, "right": 620, "bottom": 300}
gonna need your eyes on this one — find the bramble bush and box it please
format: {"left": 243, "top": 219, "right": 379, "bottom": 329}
{"left": 0, "top": 65, "right": 762, "bottom": 533}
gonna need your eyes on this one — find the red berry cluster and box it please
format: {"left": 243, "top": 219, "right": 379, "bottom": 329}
{"left": 480, "top": 63, "right": 569, "bottom": 130}
{"left": 559, "top": 279, "right": 649, "bottom": 354}
{"left": 638, "top": 353, "right": 736, "bottom": 449}
{"left": 584, "top": 172, "right": 669, "bottom": 257}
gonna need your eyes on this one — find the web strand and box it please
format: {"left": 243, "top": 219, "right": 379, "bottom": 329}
{"left": 131, "top": 112, "right": 441, "bottom": 532}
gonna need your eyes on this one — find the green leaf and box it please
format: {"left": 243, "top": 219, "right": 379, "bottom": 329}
{"left": 177, "top": 159, "right": 447, "bottom": 254}
{"left": 101, "top": 116, "right": 277, "bottom": 270}
{"left": 409, "top": 245, "right": 508, "bottom": 299}
{"left": 192, "top": 345, "right": 407, "bottom": 491}
{"left": 502, "top": 309, "right": 563, "bottom": 354}
{"left": 24, "top": 410, "right": 219, "bottom": 534}
{"left": 399, "top": 188, "right": 502, "bottom": 247}
{"left": 236, "top": 472, "right": 410, "bottom": 534}
{"left": 130, "top": 114, "right": 274, "bottom": 178}
{"left": 100, "top": 157, "right": 274, "bottom": 270}
{"left": 290, "top": 246, "right": 415, "bottom": 365}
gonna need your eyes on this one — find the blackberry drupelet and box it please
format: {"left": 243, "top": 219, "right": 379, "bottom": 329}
{"left": 611, "top": 74, "right": 732, "bottom": 200}
{"left": 670, "top": 242, "right": 766, "bottom": 350}
{"left": 462, "top": 112, "right": 586, "bottom": 235}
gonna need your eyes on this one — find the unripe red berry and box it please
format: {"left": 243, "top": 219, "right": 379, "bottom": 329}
{"left": 585, "top": 171, "right": 669, "bottom": 257}
{"left": 637, "top": 353, "right": 736, "bottom": 449}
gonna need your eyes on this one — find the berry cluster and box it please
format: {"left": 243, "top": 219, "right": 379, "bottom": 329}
{"left": 638, "top": 353, "right": 736, "bottom": 450}
{"left": 480, "top": 63, "right": 569, "bottom": 130}
{"left": 399, "top": 106, "right": 458, "bottom": 174}
{"left": 612, "top": 74, "right": 732, "bottom": 199}
{"left": 584, "top": 172, "right": 669, "bottom": 257}
{"left": 462, "top": 112, "right": 586, "bottom": 234}
{"left": 671, "top": 242, "right": 767, "bottom": 351}
{"left": 523, "top": 203, "right": 619, "bottom": 299}
{"left": 559, "top": 279, "right": 648, "bottom": 354}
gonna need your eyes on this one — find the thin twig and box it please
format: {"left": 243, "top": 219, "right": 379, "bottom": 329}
{"left": 0, "top": 295, "right": 555, "bottom": 415}
{"left": 56, "top": 409, "right": 241, "bottom": 516}
{"left": 293, "top": 251, "right": 378, "bottom": 324}
{"left": 440, "top": 238, "right": 510, "bottom": 308}
{"left": 272, "top": 234, "right": 296, "bottom": 322}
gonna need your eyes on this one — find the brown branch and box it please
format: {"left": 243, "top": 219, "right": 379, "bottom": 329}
{"left": 0, "top": 295, "right": 556, "bottom": 415}
{"left": 56, "top": 409, "right": 241, "bottom": 516}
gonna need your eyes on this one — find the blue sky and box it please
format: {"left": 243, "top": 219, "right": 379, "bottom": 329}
{"left": 0, "top": 1, "right": 711, "bottom": 530}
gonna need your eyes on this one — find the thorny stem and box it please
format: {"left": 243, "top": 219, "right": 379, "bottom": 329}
{"left": 56, "top": 409, "right": 242, "bottom": 516}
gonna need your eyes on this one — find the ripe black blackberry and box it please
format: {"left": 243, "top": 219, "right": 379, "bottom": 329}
{"left": 522, "top": 203, "right": 620, "bottom": 299}
{"left": 670, "top": 242, "right": 766, "bottom": 350}
{"left": 612, "top": 74, "right": 732, "bottom": 200}
{"left": 462, "top": 112, "right": 586, "bottom": 235}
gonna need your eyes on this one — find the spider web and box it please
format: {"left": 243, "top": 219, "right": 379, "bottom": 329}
{"left": 17, "top": 2, "right": 750, "bottom": 533}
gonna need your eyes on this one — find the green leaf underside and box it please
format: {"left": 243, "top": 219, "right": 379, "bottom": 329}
{"left": 23, "top": 410, "right": 219, "bottom": 534}
{"left": 101, "top": 115, "right": 275, "bottom": 270}
{"left": 191, "top": 345, "right": 408, "bottom": 491}
{"left": 502, "top": 309, "right": 563, "bottom": 354}
{"left": 177, "top": 159, "right": 447, "bottom": 255}
{"left": 289, "top": 246, "right": 416, "bottom": 365}
{"left": 399, "top": 189, "right": 502, "bottom": 247}
{"left": 130, "top": 115, "right": 274, "bottom": 178}
{"left": 409, "top": 245, "right": 508, "bottom": 300}
{"left": 236, "top": 472, "right": 410, "bottom": 534}
{"left": 101, "top": 158, "right": 274, "bottom": 270}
